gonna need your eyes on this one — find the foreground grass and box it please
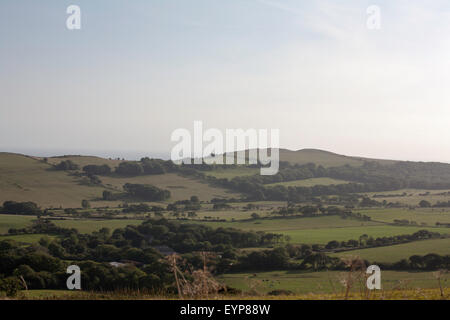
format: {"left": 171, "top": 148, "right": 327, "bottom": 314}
{"left": 12, "top": 287, "right": 449, "bottom": 300}
{"left": 218, "top": 270, "right": 448, "bottom": 296}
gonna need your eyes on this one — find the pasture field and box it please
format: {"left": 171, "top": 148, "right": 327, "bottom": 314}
{"left": 0, "top": 214, "right": 36, "bottom": 234}
{"left": 265, "top": 177, "right": 351, "bottom": 187}
{"left": 0, "top": 233, "right": 57, "bottom": 243}
{"left": 0, "top": 153, "right": 106, "bottom": 208}
{"left": 365, "top": 188, "right": 450, "bottom": 206}
{"left": 204, "top": 167, "right": 259, "bottom": 179}
{"left": 186, "top": 215, "right": 382, "bottom": 233}
{"left": 358, "top": 208, "right": 450, "bottom": 225}
{"left": 218, "top": 270, "right": 446, "bottom": 295}
{"left": 331, "top": 238, "right": 450, "bottom": 262}
{"left": 100, "top": 173, "right": 239, "bottom": 202}
{"left": 280, "top": 225, "right": 450, "bottom": 244}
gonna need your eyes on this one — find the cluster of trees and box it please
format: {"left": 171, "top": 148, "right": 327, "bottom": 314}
{"left": 0, "top": 238, "right": 173, "bottom": 293}
{"left": 115, "top": 159, "right": 177, "bottom": 176}
{"left": 54, "top": 160, "right": 79, "bottom": 171}
{"left": 83, "top": 164, "right": 111, "bottom": 175}
{"left": 0, "top": 201, "right": 42, "bottom": 215}
{"left": 123, "top": 183, "right": 171, "bottom": 201}
{"left": 324, "top": 230, "right": 441, "bottom": 251}
{"left": 379, "top": 253, "right": 450, "bottom": 271}
{"left": 272, "top": 205, "right": 371, "bottom": 221}
{"left": 167, "top": 196, "right": 201, "bottom": 212}
{"left": 0, "top": 218, "right": 286, "bottom": 293}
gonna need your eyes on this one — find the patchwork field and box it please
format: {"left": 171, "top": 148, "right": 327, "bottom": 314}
{"left": 332, "top": 238, "right": 450, "bottom": 263}
{"left": 219, "top": 270, "right": 445, "bottom": 295}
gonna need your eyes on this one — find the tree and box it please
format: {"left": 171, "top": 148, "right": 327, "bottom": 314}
{"left": 81, "top": 200, "right": 90, "bottom": 209}
{"left": 419, "top": 200, "right": 431, "bottom": 208}
{"left": 250, "top": 212, "right": 260, "bottom": 220}
{"left": 54, "top": 160, "right": 79, "bottom": 171}
{"left": 102, "top": 190, "right": 114, "bottom": 200}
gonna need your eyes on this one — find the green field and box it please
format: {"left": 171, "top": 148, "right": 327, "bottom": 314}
{"left": 205, "top": 167, "right": 259, "bottom": 179}
{"left": 266, "top": 177, "right": 351, "bottom": 187}
{"left": 359, "top": 208, "right": 450, "bottom": 225}
{"left": 332, "top": 238, "right": 450, "bottom": 262}
{"left": 280, "top": 225, "right": 450, "bottom": 244}
{"left": 0, "top": 233, "right": 57, "bottom": 243}
{"left": 219, "top": 270, "right": 445, "bottom": 295}
{"left": 0, "top": 214, "right": 36, "bottom": 234}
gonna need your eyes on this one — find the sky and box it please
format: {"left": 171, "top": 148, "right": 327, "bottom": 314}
{"left": 1, "top": 0, "right": 450, "bottom": 162}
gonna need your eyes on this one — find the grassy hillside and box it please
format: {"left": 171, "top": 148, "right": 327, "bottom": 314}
{"left": 0, "top": 153, "right": 106, "bottom": 208}
{"left": 100, "top": 173, "right": 239, "bottom": 201}
{"left": 279, "top": 149, "right": 397, "bottom": 167}
{"left": 0, "top": 153, "right": 238, "bottom": 207}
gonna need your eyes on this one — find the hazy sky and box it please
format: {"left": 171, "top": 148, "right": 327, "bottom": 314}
{"left": 1, "top": 0, "right": 450, "bottom": 162}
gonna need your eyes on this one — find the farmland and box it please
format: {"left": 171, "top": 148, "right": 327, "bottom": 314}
{"left": 331, "top": 238, "right": 450, "bottom": 262}
{"left": 265, "top": 177, "right": 351, "bottom": 187}
{"left": 279, "top": 225, "right": 450, "bottom": 244}
{"left": 358, "top": 208, "right": 450, "bottom": 225}
{"left": 218, "top": 270, "right": 444, "bottom": 295}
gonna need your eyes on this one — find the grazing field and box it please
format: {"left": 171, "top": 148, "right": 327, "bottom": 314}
{"left": 52, "top": 218, "right": 145, "bottom": 234}
{"left": 0, "top": 233, "right": 56, "bottom": 243}
{"left": 219, "top": 270, "right": 445, "bottom": 295}
{"left": 0, "top": 153, "right": 106, "bottom": 208}
{"left": 100, "top": 173, "right": 239, "bottom": 202}
{"left": 365, "top": 189, "right": 450, "bottom": 206}
{"left": 359, "top": 208, "right": 450, "bottom": 225}
{"left": 332, "top": 238, "right": 450, "bottom": 263}
{"left": 204, "top": 167, "right": 259, "bottom": 179}
{"left": 0, "top": 214, "right": 36, "bottom": 234}
{"left": 266, "top": 177, "right": 351, "bottom": 187}
{"left": 280, "top": 225, "right": 450, "bottom": 244}
{"left": 187, "top": 215, "right": 382, "bottom": 233}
